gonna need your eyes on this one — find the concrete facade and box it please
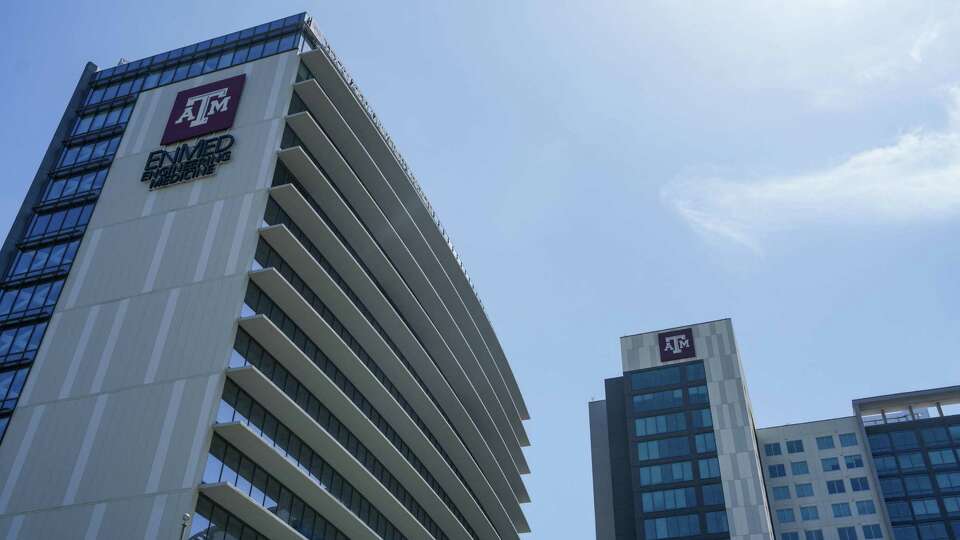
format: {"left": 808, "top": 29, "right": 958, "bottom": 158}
{"left": 757, "top": 418, "right": 889, "bottom": 540}
{"left": 0, "top": 48, "right": 295, "bottom": 540}
{"left": 0, "top": 13, "right": 530, "bottom": 540}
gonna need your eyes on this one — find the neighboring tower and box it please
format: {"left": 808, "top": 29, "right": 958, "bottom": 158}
{"left": 756, "top": 419, "right": 889, "bottom": 540}
{"left": 854, "top": 387, "right": 960, "bottom": 540}
{"left": 589, "top": 319, "right": 774, "bottom": 540}
{"left": 590, "top": 319, "right": 960, "bottom": 540}
{"left": 0, "top": 13, "right": 530, "bottom": 539}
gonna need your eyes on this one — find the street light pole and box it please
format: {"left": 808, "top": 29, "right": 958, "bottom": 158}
{"left": 179, "top": 513, "right": 191, "bottom": 540}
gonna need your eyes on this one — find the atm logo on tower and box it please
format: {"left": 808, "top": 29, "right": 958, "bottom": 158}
{"left": 161, "top": 74, "right": 246, "bottom": 145}
{"left": 658, "top": 328, "right": 696, "bottom": 362}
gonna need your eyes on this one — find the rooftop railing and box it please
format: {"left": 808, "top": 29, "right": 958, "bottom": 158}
{"left": 860, "top": 402, "right": 960, "bottom": 426}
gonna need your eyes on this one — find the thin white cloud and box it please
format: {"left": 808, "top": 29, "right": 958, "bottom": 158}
{"left": 663, "top": 89, "right": 960, "bottom": 252}
{"left": 911, "top": 26, "right": 940, "bottom": 63}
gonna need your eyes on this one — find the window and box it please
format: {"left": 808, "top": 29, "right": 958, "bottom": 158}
{"left": 633, "top": 389, "right": 684, "bottom": 412}
{"left": 857, "top": 500, "right": 877, "bottom": 515}
{"left": 911, "top": 499, "right": 940, "bottom": 518}
{"left": 904, "top": 474, "right": 933, "bottom": 496}
{"left": 796, "top": 483, "right": 814, "bottom": 497}
{"left": 817, "top": 435, "right": 835, "bottom": 450}
{"left": 773, "top": 486, "right": 791, "bottom": 500}
{"left": 890, "top": 430, "right": 919, "bottom": 450}
{"left": 868, "top": 433, "right": 892, "bottom": 452}
{"left": 845, "top": 454, "right": 864, "bottom": 469}
{"left": 881, "top": 478, "right": 905, "bottom": 497}
{"left": 690, "top": 408, "right": 712, "bottom": 428}
{"left": 769, "top": 464, "right": 787, "bottom": 478}
{"left": 833, "top": 503, "right": 852, "bottom": 517}
{"left": 892, "top": 525, "right": 918, "bottom": 540}
{"left": 921, "top": 427, "right": 950, "bottom": 446}
{"left": 929, "top": 449, "right": 957, "bottom": 467}
{"left": 25, "top": 204, "right": 95, "bottom": 241}
{"left": 638, "top": 461, "right": 693, "bottom": 486}
{"left": 851, "top": 477, "right": 870, "bottom": 491}
{"left": 776, "top": 508, "right": 796, "bottom": 523}
{"left": 688, "top": 385, "right": 708, "bottom": 404}
{"left": 916, "top": 523, "right": 948, "bottom": 540}
{"left": 838, "top": 527, "right": 858, "bottom": 540}
{"left": 688, "top": 484, "right": 723, "bottom": 506}
{"left": 0, "top": 367, "right": 30, "bottom": 409}
{"left": 635, "top": 412, "right": 686, "bottom": 437}
{"left": 800, "top": 505, "right": 819, "bottom": 521}
{"left": 840, "top": 433, "right": 858, "bottom": 447}
{"left": 950, "top": 425, "right": 960, "bottom": 441}
{"left": 699, "top": 458, "right": 720, "bottom": 479}
{"left": 705, "top": 511, "right": 728, "bottom": 534}
{"left": 766, "top": 443, "right": 783, "bottom": 456}
{"left": 862, "top": 524, "right": 883, "bottom": 539}
{"left": 637, "top": 436, "right": 689, "bottom": 461}
{"left": 937, "top": 471, "right": 960, "bottom": 491}
{"left": 886, "top": 501, "right": 911, "bottom": 521}
{"left": 237, "top": 274, "right": 476, "bottom": 523}
{"left": 641, "top": 487, "right": 697, "bottom": 512}
{"left": 783, "top": 534, "right": 801, "bottom": 540}
{"left": 0, "top": 321, "right": 47, "bottom": 366}
{"left": 41, "top": 168, "right": 108, "bottom": 204}
{"left": 643, "top": 514, "right": 700, "bottom": 539}
{"left": 190, "top": 495, "right": 271, "bottom": 540}
{"left": 0, "top": 280, "right": 65, "bottom": 321}
{"left": 943, "top": 496, "right": 960, "bottom": 516}
{"left": 204, "top": 431, "right": 397, "bottom": 540}
{"left": 695, "top": 432, "right": 716, "bottom": 453}
{"left": 7, "top": 240, "right": 81, "bottom": 280}
{"left": 822, "top": 457, "right": 841, "bottom": 472}
{"left": 897, "top": 452, "right": 925, "bottom": 471}
{"left": 791, "top": 461, "right": 810, "bottom": 475}
{"left": 56, "top": 135, "right": 121, "bottom": 168}
{"left": 216, "top": 376, "right": 443, "bottom": 540}
{"left": 631, "top": 366, "right": 684, "bottom": 390}
{"left": 874, "top": 455, "right": 898, "bottom": 473}
{"left": 685, "top": 362, "right": 705, "bottom": 381}
{"left": 787, "top": 440, "right": 805, "bottom": 453}
{"left": 702, "top": 483, "right": 724, "bottom": 505}
{"left": 630, "top": 362, "right": 707, "bottom": 390}
{"left": 827, "top": 479, "right": 846, "bottom": 494}
{"left": 71, "top": 103, "right": 134, "bottom": 135}
{"left": 806, "top": 531, "right": 825, "bottom": 540}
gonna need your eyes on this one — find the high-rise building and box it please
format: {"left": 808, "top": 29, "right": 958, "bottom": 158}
{"left": 0, "top": 13, "right": 530, "bottom": 540}
{"left": 590, "top": 319, "right": 960, "bottom": 540}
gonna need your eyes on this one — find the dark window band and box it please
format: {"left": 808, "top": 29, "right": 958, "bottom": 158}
{"left": 203, "top": 434, "right": 357, "bottom": 540}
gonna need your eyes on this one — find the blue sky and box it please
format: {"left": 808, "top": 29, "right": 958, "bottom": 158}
{"left": 2, "top": 1, "right": 959, "bottom": 537}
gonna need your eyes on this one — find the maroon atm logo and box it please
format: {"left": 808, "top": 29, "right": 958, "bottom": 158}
{"left": 658, "top": 328, "right": 696, "bottom": 362}
{"left": 160, "top": 74, "right": 246, "bottom": 145}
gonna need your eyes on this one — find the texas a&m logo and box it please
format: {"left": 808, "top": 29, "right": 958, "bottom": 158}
{"left": 658, "top": 328, "right": 696, "bottom": 362}
{"left": 142, "top": 74, "right": 246, "bottom": 190}
{"left": 160, "top": 74, "right": 246, "bottom": 145}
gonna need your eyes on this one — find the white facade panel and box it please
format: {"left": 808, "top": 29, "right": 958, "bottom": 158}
{"left": 0, "top": 50, "right": 298, "bottom": 538}
{"left": 757, "top": 417, "right": 890, "bottom": 540}
{"left": 621, "top": 319, "right": 775, "bottom": 540}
